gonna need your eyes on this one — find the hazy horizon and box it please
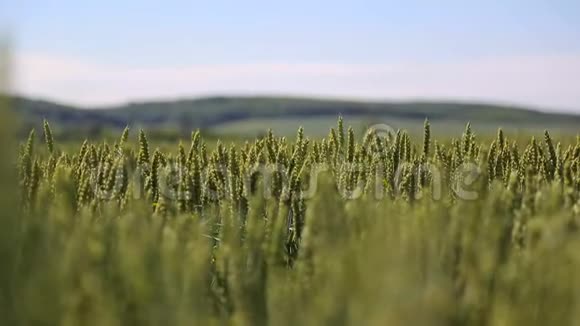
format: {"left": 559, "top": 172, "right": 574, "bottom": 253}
{"left": 10, "top": 90, "right": 580, "bottom": 116}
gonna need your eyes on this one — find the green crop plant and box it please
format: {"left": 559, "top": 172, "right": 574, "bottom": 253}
{"left": 3, "top": 116, "right": 580, "bottom": 325}
{"left": 138, "top": 129, "right": 150, "bottom": 169}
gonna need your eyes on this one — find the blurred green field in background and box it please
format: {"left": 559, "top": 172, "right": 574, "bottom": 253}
{"left": 11, "top": 95, "right": 580, "bottom": 141}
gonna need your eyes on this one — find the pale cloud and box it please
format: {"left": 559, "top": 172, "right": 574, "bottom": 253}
{"left": 11, "top": 51, "right": 580, "bottom": 112}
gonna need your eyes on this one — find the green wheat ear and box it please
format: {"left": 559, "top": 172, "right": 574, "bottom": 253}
{"left": 497, "top": 128, "right": 505, "bottom": 149}
{"left": 422, "top": 118, "right": 430, "bottom": 160}
{"left": 544, "top": 130, "right": 557, "bottom": 178}
{"left": 119, "top": 126, "right": 130, "bottom": 146}
{"left": 25, "top": 128, "right": 35, "bottom": 158}
{"left": 296, "top": 126, "right": 304, "bottom": 145}
{"left": 43, "top": 120, "right": 54, "bottom": 154}
{"left": 462, "top": 122, "right": 473, "bottom": 157}
{"left": 138, "top": 129, "right": 150, "bottom": 168}
{"left": 178, "top": 142, "right": 186, "bottom": 167}
{"left": 346, "top": 126, "right": 355, "bottom": 163}
{"left": 337, "top": 115, "right": 345, "bottom": 150}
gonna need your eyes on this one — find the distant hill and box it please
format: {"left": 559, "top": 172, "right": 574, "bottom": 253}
{"left": 9, "top": 95, "right": 580, "bottom": 137}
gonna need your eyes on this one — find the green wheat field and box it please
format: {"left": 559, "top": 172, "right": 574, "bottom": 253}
{"left": 2, "top": 110, "right": 580, "bottom": 325}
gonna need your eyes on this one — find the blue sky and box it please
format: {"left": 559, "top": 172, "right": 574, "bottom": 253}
{"left": 2, "top": 0, "right": 580, "bottom": 111}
